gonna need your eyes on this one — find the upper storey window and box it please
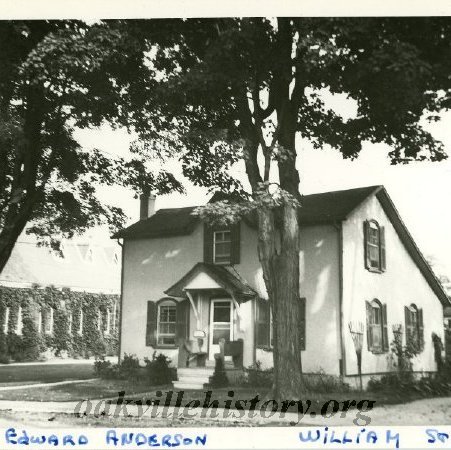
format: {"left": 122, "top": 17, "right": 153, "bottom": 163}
{"left": 364, "top": 220, "right": 386, "bottom": 273}
{"left": 204, "top": 223, "right": 240, "bottom": 265}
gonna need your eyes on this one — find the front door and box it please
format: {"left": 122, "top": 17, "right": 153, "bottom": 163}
{"left": 209, "top": 299, "right": 233, "bottom": 360}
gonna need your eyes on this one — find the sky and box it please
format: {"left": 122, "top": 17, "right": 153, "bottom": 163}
{"left": 74, "top": 102, "right": 451, "bottom": 279}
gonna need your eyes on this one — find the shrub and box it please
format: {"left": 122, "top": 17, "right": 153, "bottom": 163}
{"left": 94, "top": 357, "right": 115, "bottom": 378}
{"left": 210, "top": 356, "right": 229, "bottom": 388}
{"left": 145, "top": 352, "right": 175, "bottom": 385}
{"left": 245, "top": 361, "right": 273, "bottom": 388}
{"left": 304, "top": 370, "right": 350, "bottom": 393}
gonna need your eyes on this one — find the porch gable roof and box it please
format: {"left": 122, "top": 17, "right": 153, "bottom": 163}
{"left": 164, "top": 262, "right": 256, "bottom": 301}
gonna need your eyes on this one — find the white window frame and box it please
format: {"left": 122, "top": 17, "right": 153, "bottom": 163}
{"left": 213, "top": 230, "right": 232, "bottom": 265}
{"left": 68, "top": 311, "right": 73, "bottom": 334}
{"left": 78, "top": 309, "right": 83, "bottom": 335}
{"left": 3, "top": 307, "right": 10, "bottom": 334}
{"left": 104, "top": 308, "right": 112, "bottom": 335}
{"left": 16, "top": 306, "right": 23, "bottom": 335}
{"left": 368, "top": 221, "right": 381, "bottom": 270}
{"left": 44, "top": 307, "right": 54, "bottom": 335}
{"left": 157, "top": 300, "right": 177, "bottom": 347}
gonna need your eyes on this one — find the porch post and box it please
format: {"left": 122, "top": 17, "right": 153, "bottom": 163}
{"left": 185, "top": 290, "right": 201, "bottom": 329}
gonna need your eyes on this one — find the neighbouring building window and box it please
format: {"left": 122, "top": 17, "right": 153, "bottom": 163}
{"left": 104, "top": 308, "right": 112, "bottom": 335}
{"left": 366, "top": 299, "right": 389, "bottom": 353}
{"left": 37, "top": 308, "right": 42, "bottom": 333}
{"left": 16, "top": 306, "right": 23, "bottom": 335}
{"left": 68, "top": 312, "right": 73, "bottom": 334}
{"left": 78, "top": 309, "right": 83, "bottom": 335}
{"left": 97, "top": 310, "right": 102, "bottom": 331}
{"left": 44, "top": 307, "right": 54, "bottom": 335}
{"left": 405, "top": 304, "right": 424, "bottom": 350}
{"left": 157, "top": 300, "right": 177, "bottom": 346}
{"left": 213, "top": 230, "right": 232, "bottom": 264}
{"left": 204, "top": 223, "right": 240, "bottom": 265}
{"left": 3, "top": 307, "right": 9, "bottom": 334}
{"left": 364, "top": 220, "right": 386, "bottom": 272}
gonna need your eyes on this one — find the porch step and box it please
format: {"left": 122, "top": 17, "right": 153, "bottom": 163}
{"left": 173, "top": 367, "right": 215, "bottom": 390}
{"left": 173, "top": 381, "right": 206, "bottom": 390}
{"left": 177, "top": 368, "right": 214, "bottom": 378}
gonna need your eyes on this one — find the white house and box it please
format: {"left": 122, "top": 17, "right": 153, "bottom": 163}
{"left": 114, "top": 185, "right": 449, "bottom": 388}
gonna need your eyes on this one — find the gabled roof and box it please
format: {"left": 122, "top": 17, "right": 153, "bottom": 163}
{"left": 165, "top": 262, "right": 256, "bottom": 301}
{"left": 113, "top": 185, "right": 380, "bottom": 239}
{"left": 374, "top": 188, "right": 450, "bottom": 307}
{"left": 113, "top": 206, "right": 198, "bottom": 239}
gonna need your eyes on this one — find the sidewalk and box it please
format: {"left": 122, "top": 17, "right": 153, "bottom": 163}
{"left": 0, "top": 356, "right": 118, "bottom": 367}
{"left": 0, "top": 395, "right": 450, "bottom": 426}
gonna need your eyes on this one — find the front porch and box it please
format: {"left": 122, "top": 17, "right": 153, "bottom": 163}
{"left": 164, "top": 263, "right": 255, "bottom": 389}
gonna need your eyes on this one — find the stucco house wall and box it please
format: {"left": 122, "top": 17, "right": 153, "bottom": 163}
{"left": 121, "top": 218, "right": 341, "bottom": 374}
{"left": 342, "top": 195, "right": 444, "bottom": 383}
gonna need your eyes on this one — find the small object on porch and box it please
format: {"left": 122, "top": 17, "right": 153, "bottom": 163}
{"left": 178, "top": 339, "right": 196, "bottom": 368}
{"left": 196, "top": 352, "right": 208, "bottom": 367}
{"left": 197, "top": 337, "right": 205, "bottom": 353}
{"left": 224, "top": 339, "right": 244, "bottom": 368}
{"left": 348, "top": 321, "right": 364, "bottom": 391}
{"left": 210, "top": 352, "right": 229, "bottom": 387}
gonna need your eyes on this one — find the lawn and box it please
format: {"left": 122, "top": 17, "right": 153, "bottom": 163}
{"left": 0, "top": 378, "right": 161, "bottom": 402}
{"left": 0, "top": 362, "right": 95, "bottom": 387}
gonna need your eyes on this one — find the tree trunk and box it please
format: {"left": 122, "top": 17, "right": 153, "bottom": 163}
{"left": 257, "top": 202, "right": 305, "bottom": 399}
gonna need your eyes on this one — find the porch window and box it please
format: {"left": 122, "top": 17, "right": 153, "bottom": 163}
{"left": 366, "top": 299, "right": 388, "bottom": 353}
{"left": 213, "top": 230, "right": 232, "bottom": 264}
{"left": 364, "top": 220, "right": 386, "bottom": 272}
{"left": 405, "top": 304, "right": 424, "bottom": 351}
{"left": 157, "top": 300, "right": 177, "bottom": 346}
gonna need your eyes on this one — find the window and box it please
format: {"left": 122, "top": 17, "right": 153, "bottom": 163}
{"left": 213, "top": 230, "right": 232, "bottom": 264}
{"left": 255, "top": 297, "right": 305, "bottom": 350}
{"left": 157, "top": 300, "right": 177, "bottom": 346}
{"left": 104, "top": 308, "right": 112, "bottom": 335}
{"left": 3, "top": 307, "right": 9, "bottom": 334}
{"left": 405, "top": 304, "right": 424, "bottom": 350}
{"left": 16, "top": 306, "right": 23, "bottom": 335}
{"left": 366, "top": 299, "right": 388, "bottom": 353}
{"left": 78, "top": 309, "right": 83, "bottom": 335}
{"left": 44, "top": 307, "right": 54, "bottom": 335}
{"left": 204, "top": 223, "right": 240, "bottom": 265}
{"left": 364, "top": 220, "right": 386, "bottom": 272}
{"left": 68, "top": 312, "right": 73, "bottom": 334}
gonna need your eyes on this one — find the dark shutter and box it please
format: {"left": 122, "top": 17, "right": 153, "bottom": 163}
{"left": 382, "top": 303, "right": 389, "bottom": 352}
{"left": 380, "top": 226, "right": 386, "bottom": 271}
{"left": 145, "top": 301, "right": 157, "bottom": 347}
{"left": 364, "top": 221, "right": 370, "bottom": 269}
{"left": 203, "top": 224, "right": 214, "bottom": 263}
{"left": 366, "top": 301, "right": 373, "bottom": 350}
{"left": 299, "top": 297, "right": 306, "bottom": 351}
{"left": 418, "top": 308, "right": 424, "bottom": 351}
{"left": 176, "top": 299, "right": 190, "bottom": 343}
{"left": 230, "top": 222, "right": 241, "bottom": 265}
{"left": 404, "top": 305, "right": 411, "bottom": 345}
{"left": 255, "top": 299, "right": 270, "bottom": 348}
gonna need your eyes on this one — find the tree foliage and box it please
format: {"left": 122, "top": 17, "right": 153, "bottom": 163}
{"left": 0, "top": 20, "right": 182, "bottom": 273}
{"left": 127, "top": 17, "right": 451, "bottom": 398}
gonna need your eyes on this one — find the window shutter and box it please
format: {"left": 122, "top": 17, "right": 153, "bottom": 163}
{"left": 364, "top": 221, "right": 370, "bottom": 269}
{"left": 145, "top": 301, "right": 157, "bottom": 347}
{"left": 418, "top": 308, "right": 424, "bottom": 351}
{"left": 382, "top": 303, "right": 389, "bottom": 352}
{"left": 176, "top": 299, "right": 190, "bottom": 343}
{"left": 255, "top": 299, "right": 270, "bottom": 348}
{"left": 203, "top": 224, "right": 214, "bottom": 263}
{"left": 230, "top": 222, "right": 241, "bottom": 265}
{"left": 299, "top": 297, "right": 306, "bottom": 351}
{"left": 404, "top": 306, "right": 411, "bottom": 345}
{"left": 366, "top": 301, "right": 373, "bottom": 350}
{"left": 380, "top": 226, "right": 386, "bottom": 271}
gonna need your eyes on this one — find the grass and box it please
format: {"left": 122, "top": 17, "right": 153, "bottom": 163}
{"left": 0, "top": 362, "right": 95, "bottom": 386}
{"left": 0, "top": 379, "right": 161, "bottom": 402}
